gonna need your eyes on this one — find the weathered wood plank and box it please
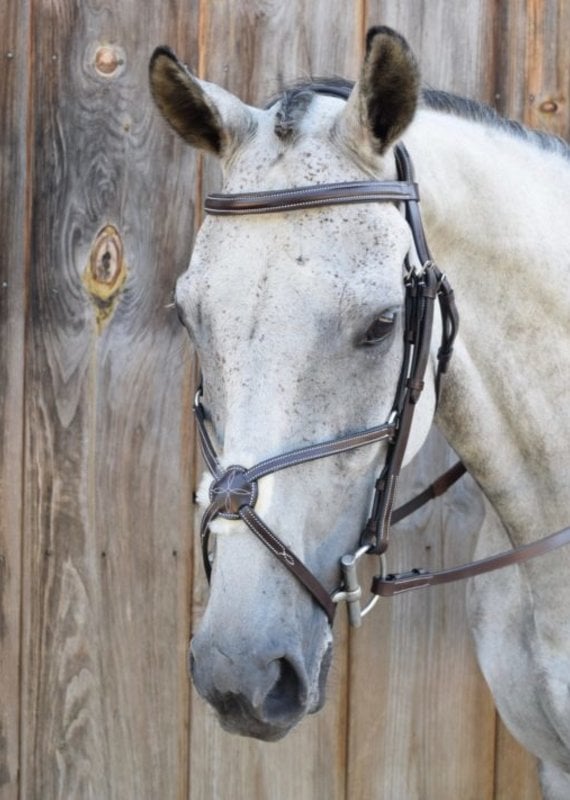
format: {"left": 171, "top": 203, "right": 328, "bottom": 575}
{"left": 494, "top": 717, "right": 542, "bottom": 800}
{"left": 0, "top": 2, "right": 30, "bottom": 797}
{"left": 20, "top": 1, "right": 198, "bottom": 797}
{"left": 367, "top": 0, "right": 496, "bottom": 102}
{"left": 187, "top": 2, "right": 364, "bottom": 798}
{"left": 346, "top": 431, "right": 497, "bottom": 799}
{"left": 198, "top": 0, "right": 364, "bottom": 105}
{"left": 494, "top": 0, "right": 570, "bottom": 139}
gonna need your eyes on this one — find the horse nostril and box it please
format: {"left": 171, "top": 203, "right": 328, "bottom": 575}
{"left": 263, "top": 657, "right": 306, "bottom": 722}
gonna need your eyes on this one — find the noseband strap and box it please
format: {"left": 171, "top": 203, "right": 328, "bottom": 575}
{"left": 195, "top": 393, "right": 397, "bottom": 623}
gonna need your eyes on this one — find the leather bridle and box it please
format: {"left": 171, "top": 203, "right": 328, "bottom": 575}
{"left": 192, "top": 88, "right": 570, "bottom": 627}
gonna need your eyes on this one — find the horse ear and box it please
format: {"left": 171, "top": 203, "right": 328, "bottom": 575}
{"left": 340, "top": 27, "right": 420, "bottom": 155}
{"left": 149, "top": 46, "right": 255, "bottom": 156}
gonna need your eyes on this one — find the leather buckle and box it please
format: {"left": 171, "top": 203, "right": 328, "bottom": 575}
{"left": 372, "top": 568, "right": 433, "bottom": 597}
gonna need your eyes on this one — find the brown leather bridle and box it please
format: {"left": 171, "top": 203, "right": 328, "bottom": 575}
{"left": 193, "top": 89, "right": 570, "bottom": 627}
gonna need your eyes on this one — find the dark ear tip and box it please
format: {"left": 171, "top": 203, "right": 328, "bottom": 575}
{"left": 365, "top": 26, "right": 411, "bottom": 56}
{"left": 150, "top": 45, "right": 178, "bottom": 70}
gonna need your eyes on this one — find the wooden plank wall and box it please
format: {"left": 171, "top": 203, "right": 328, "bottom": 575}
{"left": 1, "top": 1, "right": 567, "bottom": 798}
{"left": 0, "top": 1, "right": 30, "bottom": 793}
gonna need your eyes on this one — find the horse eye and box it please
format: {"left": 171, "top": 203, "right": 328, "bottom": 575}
{"left": 360, "top": 313, "right": 396, "bottom": 345}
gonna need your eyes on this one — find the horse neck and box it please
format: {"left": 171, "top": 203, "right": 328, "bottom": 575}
{"left": 406, "top": 111, "right": 570, "bottom": 542}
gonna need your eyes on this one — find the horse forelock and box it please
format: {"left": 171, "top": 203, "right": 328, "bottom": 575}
{"left": 268, "top": 78, "right": 353, "bottom": 141}
{"left": 274, "top": 89, "right": 315, "bottom": 140}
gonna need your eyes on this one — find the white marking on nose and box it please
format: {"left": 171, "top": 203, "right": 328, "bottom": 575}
{"left": 254, "top": 474, "right": 275, "bottom": 516}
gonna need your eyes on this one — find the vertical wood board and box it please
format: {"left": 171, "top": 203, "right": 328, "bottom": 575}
{"left": 0, "top": 1, "right": 30, "bottom": 797}
{"left": 367, "top": 0, "right": 497, "bottom": 102}
{"left": 495, "top": 0, "right": 570, "bottom": 139}
{"left": 20, "top": 1, "right": 198, "bottom": 797}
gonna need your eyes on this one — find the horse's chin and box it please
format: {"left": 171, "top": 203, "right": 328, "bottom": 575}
{"left": 191, "top": 642, "right": 333, "bottom": 741}
{"left": 216, "top": 704, "right": 300, "bottom": 742}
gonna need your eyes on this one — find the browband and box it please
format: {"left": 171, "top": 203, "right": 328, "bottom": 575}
{"left": 204, "top": 180, "right": 419, "bottom": 215}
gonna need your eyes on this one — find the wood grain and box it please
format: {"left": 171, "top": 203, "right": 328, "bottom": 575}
{"left": 0, "top": 2, "right": 30, "bottom": 797}
{"left": 3, "top": 1, "right": 568, "bottom": 798}
{"left": 198, "top": 0, "right": 364, "bottom": 105}
{"left": 20, "top": 1, "right": 198, "bottom": 797}
{"left": 367, "top": 0, "right": 496, "bottom": 102}
{"left": 494, "top": 0, "right": 570, "bottom": 138}
{"left": 494, "top": 717, "right": 542, "bottom": 800}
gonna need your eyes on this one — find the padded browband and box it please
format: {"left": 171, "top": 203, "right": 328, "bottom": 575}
{"left": 204, "top": 180, "right": 419, "bottom": 215}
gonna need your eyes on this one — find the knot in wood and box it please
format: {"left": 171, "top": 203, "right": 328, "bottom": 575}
{"left": 539, "top": 99, "right": 558, "bottom": 114}
{"left": 94, "top": 44, "right": 125, "bottom": 77}
{"left": 83, "top": 225, "right": 127, "bottom": 328}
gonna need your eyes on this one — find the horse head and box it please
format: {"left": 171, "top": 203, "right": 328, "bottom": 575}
{"left": 149, "top": 27, "right": 438, "bottom": 741}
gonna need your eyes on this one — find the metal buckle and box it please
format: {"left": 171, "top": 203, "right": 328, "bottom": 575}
{"left": 387, "top": 408, "right": 398, "bottom": 429}
{"left": 332, "top": 545, "right": 387, "bottom": 628}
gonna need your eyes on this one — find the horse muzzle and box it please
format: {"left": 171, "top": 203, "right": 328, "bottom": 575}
{"left": 189, "top": 631, "right": 332, "bottom": 741}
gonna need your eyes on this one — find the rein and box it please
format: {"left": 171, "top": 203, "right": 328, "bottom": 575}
{"left": 193, "top": 98, "right": 570, "bottom": 627}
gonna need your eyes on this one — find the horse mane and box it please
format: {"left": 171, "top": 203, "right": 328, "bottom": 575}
{"left": 268, "top": 78, "right": 570, "bottom": 160}
{"left": 422, "top": 88, "right": 570, "bottom": 161}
